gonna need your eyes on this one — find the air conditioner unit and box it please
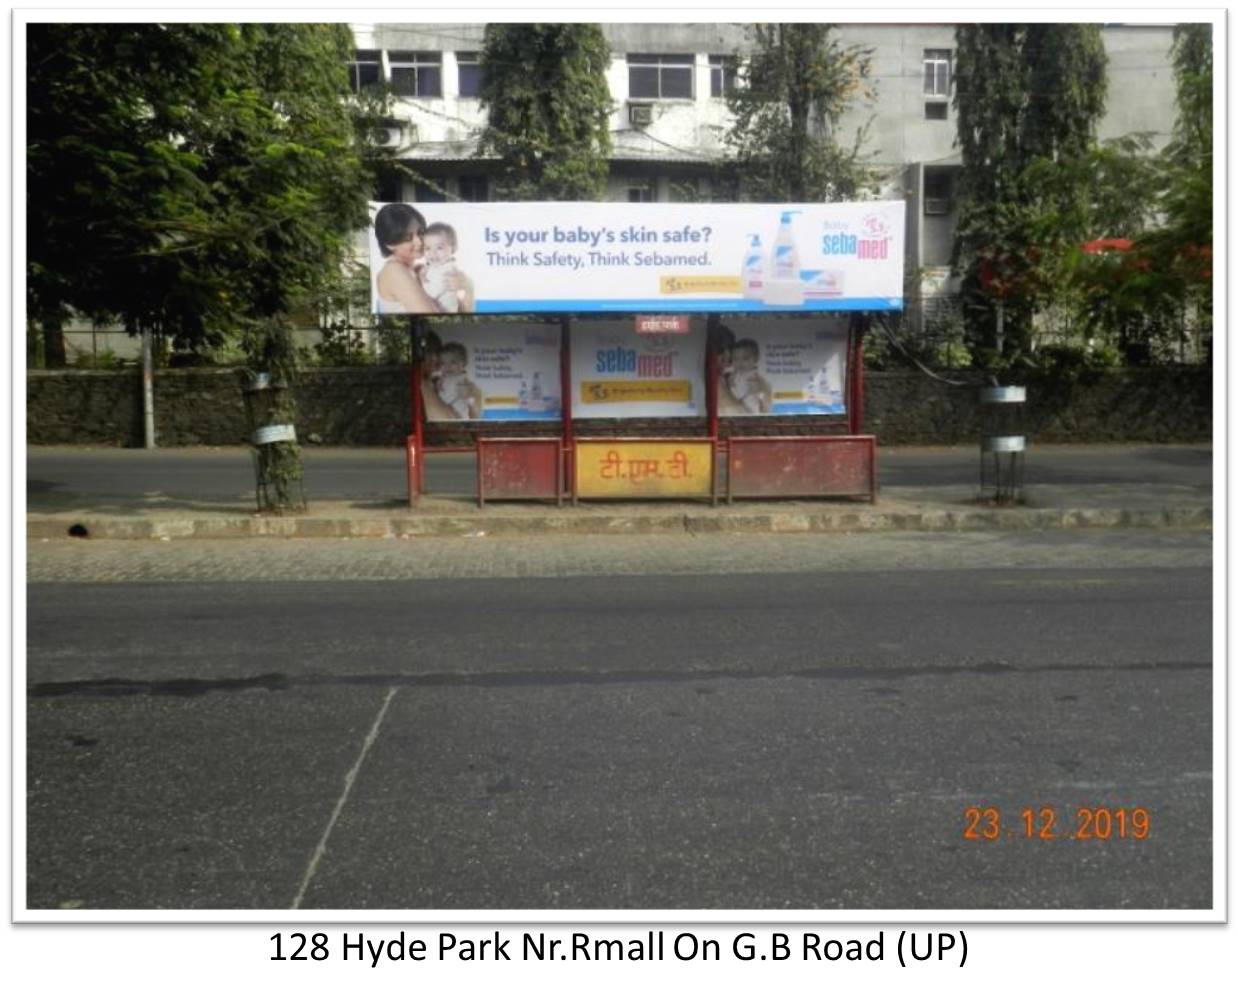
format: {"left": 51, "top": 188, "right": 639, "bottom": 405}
{"left": 372, "top": 126, "right": 399, "bottom": 147}
{"left": 628, "top": 102, "right": 654, "bottom": 127}
{"left": 923, "top": 197, "right": 952, "bottom": 216}
{"left": 373, "top": 123, "right": 415, "bottom": 148}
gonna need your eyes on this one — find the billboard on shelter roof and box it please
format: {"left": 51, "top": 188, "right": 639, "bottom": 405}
{"left": 368, "top": 200, "right": 905, "bottom": 315}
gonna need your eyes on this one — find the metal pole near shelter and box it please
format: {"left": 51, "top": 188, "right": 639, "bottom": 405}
{"left": 847, "top": 314, "right": 867, "bottom": 436}
{"left": 560, "top": 316, "right": 573, "bottom": 501}
{"left": 141, "top": 328, "right": 155, "bottom": 449}
{"left": 406, "top": 317, "right": 425, "bottom": 506}
{"left": 706, "top": 313, "right": 720, "bottom": 443}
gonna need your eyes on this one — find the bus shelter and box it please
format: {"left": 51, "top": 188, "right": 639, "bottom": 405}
{"left": 368, "top": 199, "right": 904, "bottom": 507}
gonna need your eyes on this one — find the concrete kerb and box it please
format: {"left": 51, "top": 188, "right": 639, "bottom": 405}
{"left": 26, "top": 503, "right": 1211, "bottom": 541}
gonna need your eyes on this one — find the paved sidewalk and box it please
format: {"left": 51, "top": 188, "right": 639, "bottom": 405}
{"left": 26, "top": 444, "right": 1213, "bottom": 540}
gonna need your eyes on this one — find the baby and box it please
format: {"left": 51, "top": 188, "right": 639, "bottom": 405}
{"left": 725, "top": 338, "right": 769, "bottom": 414}
{"left": 433, "top": 341, "right": 479, "bottom": 419}
{"left": 419, "top": 222, "right": 468, "bottom": 314}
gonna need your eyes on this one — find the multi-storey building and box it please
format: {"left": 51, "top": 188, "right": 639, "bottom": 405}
{"left": 350, "top": 21, "right": 1179, "bottom": 327}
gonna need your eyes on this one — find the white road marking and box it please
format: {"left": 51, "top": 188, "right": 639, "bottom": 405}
{"left": 291, "top": 686, "right": 399, "bottom": 909}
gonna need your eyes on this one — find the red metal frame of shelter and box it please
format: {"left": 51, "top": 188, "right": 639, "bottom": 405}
{"left": 726, "top": 435, "right": 876, "bottom": 503}
{"left": 405, "top": 313, "right": 875, "bottom": 507}
{"left": 477, "top": 437, "right": 564, "bottom": 506}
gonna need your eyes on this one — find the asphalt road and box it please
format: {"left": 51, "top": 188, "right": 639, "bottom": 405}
{"left": 26, "top": 444, "right": 1214, "bottom": 508}
{"left": 25, "top": 532, "right": 1213, "bottom": 910}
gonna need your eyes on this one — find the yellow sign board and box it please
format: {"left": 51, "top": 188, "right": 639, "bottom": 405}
{"left": 579, "top": 380, "right": 692, "bottom": 406}
{"left": 575, "top": 440, "right": 714, "bottom": 498}
{"left": 659, "top": 275, "right": 743, "bottom": 295}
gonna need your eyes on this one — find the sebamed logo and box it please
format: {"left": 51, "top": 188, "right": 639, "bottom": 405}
{"left": 821, "top": 214, "right": 891, "bottom": 261}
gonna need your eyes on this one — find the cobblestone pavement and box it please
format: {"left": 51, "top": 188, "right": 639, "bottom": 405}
{"left": 27, "top": 528, "right": 1212, "bottom": 583}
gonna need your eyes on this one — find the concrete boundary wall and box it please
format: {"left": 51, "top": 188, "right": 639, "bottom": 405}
{"left": 26, "top": 366, "right": 1212, "bottom": 447}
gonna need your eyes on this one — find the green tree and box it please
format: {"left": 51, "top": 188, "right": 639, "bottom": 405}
{"left": 477, "top": 24, "right": 613, "bottom": 200}
{"left": 1018, "top": 25, "right": 1213, "bottom": 366}
{"left": 1168, "top": 23, "right": 1211, "bottom": 163}
{"left": 28, "top": 24, "right": 234, "bottom": 364}
{"left": 27, "top": 23, "right": 379, "bottom": 508}
{"left": 724, "top": 24, "right": 876, "bottom": 202}
{"left": 952, "top": 24, "right": 1108, "bottom": 369}
{"left": 1019, "top": 137, "right": 1166, "bottom": 363}
{"left": 1142, "top": 23, "right": 1212, "bottom": 345}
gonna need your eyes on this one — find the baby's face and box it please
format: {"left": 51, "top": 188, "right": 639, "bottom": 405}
{"left": 423, "top": 234, "right": 455, "bottom": 264}
{"left": 732, "top": 348, "right": 758, "bottom": 372}
{"left": 440, "top": 354, "right": 466, "bottom": 376}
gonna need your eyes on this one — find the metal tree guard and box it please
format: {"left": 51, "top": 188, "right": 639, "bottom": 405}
{"left": 979, "top": 384, "right": 1026, "bottom": 504}
{"left": 243, "top": 371, "right": 305, "bottom": 513}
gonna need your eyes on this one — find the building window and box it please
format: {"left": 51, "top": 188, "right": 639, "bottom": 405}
{"left": 627, "top": 54, "right": 694, "bottom": 99}
{"left": 348, "top": 50, "right": 381, "bottom": 93}
{"left": 457, "top": 175, "right": 489, "bottom": 202}
{"left": 374, "top": 171, "right": 403, "bottom": 203}
{"left": 708, "top": 173, "right": 740, "bottom": 203}
{"left": 627, "top": 181, "right": 657, "bottom": 203}
{"left": 413, "top": 181, "right": 447, "bottom": 203}
{"left": 457, "top": 52, "right": 483, "bottom": 97}
{"left": 923, "top": 168, "right": 955, "bottom": 215}
{"left": 709, "top": 55, "right": 737, "bottom": 97}
{"left": 389, "top": 51, "right": 442, "bottom": 97}
{"left": 924, "top": 100, "right": 948, "bottom": 120}
{"left": 669, "top": 179, "right": 700, "bottom": 202}
{"left": 923, "top": 49, "right": 951, "bottom": 97}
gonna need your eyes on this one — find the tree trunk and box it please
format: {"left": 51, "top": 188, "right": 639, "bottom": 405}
{"left": 41, "top": 315, "right": 66, "bottom": 368}
{"left": 785, "top": 26, "right": 808, "bottom": 202}
{"left": 248, "top": 318, "right": 305, "bottom": 514}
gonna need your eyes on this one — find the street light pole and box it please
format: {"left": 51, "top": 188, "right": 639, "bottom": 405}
{"left": 141, "top": 328, "right": 155, "bottom": 449}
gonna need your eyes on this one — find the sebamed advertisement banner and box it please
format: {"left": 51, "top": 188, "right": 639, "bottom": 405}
{"left": 718, "top": 318, "right": 849, "bottom": 416}
{"left": 570, "top": 320, "right": 706, "bottom": 419}
{"left": 422, "top": 323, "right": 561, "bottom": 422}
{"left": 369, "top": 200, "right": 905, "bottom": 315}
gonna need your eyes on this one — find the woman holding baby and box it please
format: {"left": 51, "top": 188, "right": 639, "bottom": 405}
{"left": 373, "top": 203, "right": 475, "bottom": 314}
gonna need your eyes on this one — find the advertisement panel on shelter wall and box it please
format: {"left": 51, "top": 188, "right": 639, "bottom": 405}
{"left": 570, "top": 320, "right": 706, "bottom": 419}
{"left": 575, "top": 440, "right": 714, "bottom": 498}
{"left": 718, "top": 318, "right": 850, "bottom": 416}
{"left": 422, "top": 323, "right": 561, "bottom": 423}
{"left": 368, "top": 200, "right": 905, "bottom": 315}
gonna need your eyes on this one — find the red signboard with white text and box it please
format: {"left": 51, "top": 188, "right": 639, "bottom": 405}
{"left": 634, "top": 315, "right": 692, "bottom": 334}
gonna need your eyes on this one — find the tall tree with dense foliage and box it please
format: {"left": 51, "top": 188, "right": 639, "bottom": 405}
{"left": 29, "top": 24, "right": 374, "bottom": 348}
{"left": 28, "top": 24, "right": 232, "bottom": 364}
{"left": 1143, "top": 24, "right": 1213, "bottom": 329}
{"left": 27, "top": 23, "right": 378, "bottom": 507}
{"left": 1017, "top": 24, "right": 1213, "bottom": 366}
{"left": 477, "top": 24, "right": 613, "bottom": 200}
{"left": 952, "top": 24, "right": 1108, "bottom": 367}
{"left": 1167, "top": 23, "right": 1211, "bottom": 163}
{"left": 724, "top": 24, "right": 876, "bottom": 202}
